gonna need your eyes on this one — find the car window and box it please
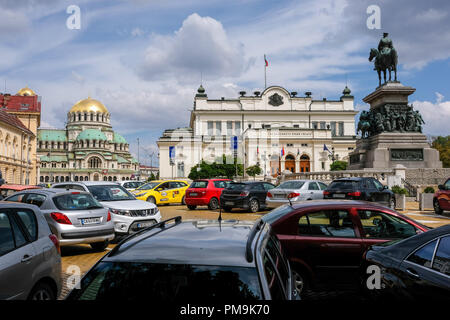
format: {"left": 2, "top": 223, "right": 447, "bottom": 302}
{"left": 298, "top": 210, "right": 356, "bottom": 238}
{"left": 328, "top": 180, "right": 358, "bottom": 190}
{"left": 15, "top": 209, "right": 38, "bottom": 241}
{"left": 6, "top": 193, "right": 27, "bottom": 203}
{"left": 156, "top": 182, "right": 170, "bottom": 190}
{"left": 262, "top": 252, "right": 286, "bottom": 300}
{"left": 213, "top": 181, "right": 229, "bottom": 189}
{"left": 169, "top": 182, "right": 180, "bottom": 189}
{"left": 251, "top": 184, "right": 265, "bottom": 191}
{"left": 24, "top": 193, "right": 46, "bottom": 207}
{"left": 358, "top": 210, "right": 417, "bottom": 239}
{"left": 123, "top": 183, "right": 131, "bottom": 188}
{"left": 53, "top": 193, "right": 103, "bottom": 210}
{"left": 87, "top": 185, "right": 135, "bottom": 201}
{"left": 372, "top": 179, "right": 384, "bottom": 191}
{"left": 11, "top": 214, "right": 27, "bottom": 248}
{"left": 137, "top": 182, "right": 160, "bottom": 190}
{"left": 262, "top": 205, "right": 295, "bottom": 224}
{"left": 432, "top": 236, "right": 450, "bottom": 276}
{"left": 318, "top": 182, "right": 328, "bottom": 190}
{"left": 191, "top": 181, "right": 208, "bottom": 188}
{"left": 265, "top": 236, "right": 289, "bottom": 291}
{"left": 278, "top": 181, "right": 305, "bottom": 189}
{"left": 445, "top": 179, "right": 450, "bottom": 190}
{"left": 0, "top": 212, "right": 15, "bottom": 256}
{"left": 263, "top": 183, "right": 275, "bottom": 191}
{"left": 308, "top": 182, "right": 319, "bottom": 190}
{"left": 68, "top": 262, "right": 261, "bottom": 300}
{"left": 407, "top": 239, "right": 438, "bottom": 268}
{"left": 226, "top": 183, "right": 246, "bottom": 191}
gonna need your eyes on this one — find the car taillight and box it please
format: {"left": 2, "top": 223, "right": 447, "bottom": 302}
{"left": 323, "top": 191, "right": 330, "bottom": 196}
{"left": 49, "top": 234, "right": 61, "bottom": 254}
{"left": 267, "top": 192, "right": 273, "bottom": 198}
{"left": 240, "top": 191, "right": 249, "bottom": 197}
{"left": 107, "top": 210, "right": 111, "bottom": 222}
{"left": 348, "top": 191, "right": 361, "bottom": 197}
{"left": 50, "top": 212, "right": 72, "bottom": 225}
{"left": 288, "top": 192, "right": 300, "bottom": 198}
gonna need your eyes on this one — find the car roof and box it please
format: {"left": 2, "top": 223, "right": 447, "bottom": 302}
{"left": 105, "top": 219, "right": 258, "bottom": 268}
{"left": 0, "top": 201, "right": 43, "bottom": 210}
{"left": 0, "top": 184, "right": 41, "bottom": 191}
{"left": 54, "top": 181, "right": 118, "bottom": 186}
{"left": 289, "top": 199, "right": 393, "bottom": 211}
{"left": 6, "top": 188, "right": 91, "bottom": 195}
{"left": 332, "top": 177, "right": 366, "bottom": 181}
{"left": 230, "top": 181, "right": 265, "bottom": 185}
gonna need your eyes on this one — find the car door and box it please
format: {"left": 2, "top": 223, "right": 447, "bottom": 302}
{"left": 397, "top": 236, "right": 450, "bottom": 300}
{"left": 250, "top": 183, "right": 266, "bottom": 205}
{"left": 307, "top": 182, "right": 321, "bottom": 200}
{"left": 156, "top": 182, "right": 172, "bottom": 204}
{"left": 262, "top": 183, "right": 275, "bottom": 205}
{"left": 294, "top": 209, "right": 363, "bottom": 284}
{"left": 0, "top": 209, "right": 38, "bottom": 300}
{"left": 169, "top": 181, "right": 184, "bottom": 203}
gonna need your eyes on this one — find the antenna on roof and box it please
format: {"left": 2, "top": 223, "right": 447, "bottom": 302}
{"left": 218, "top": 200, "right": 223, "bottom": 231}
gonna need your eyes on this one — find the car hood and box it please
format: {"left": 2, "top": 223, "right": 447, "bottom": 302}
{"left": 99, "top": 199, "right": 156, "bottom": 210}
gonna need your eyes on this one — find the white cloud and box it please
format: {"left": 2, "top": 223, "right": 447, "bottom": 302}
{"left": 412, "top": 92, "right": 450, "bottom": 136}
{"left": 131, "top": 27, "right": 144, "bottom": 37}
{"left": 0, "top": 9, "right": 29, "bottom": 35}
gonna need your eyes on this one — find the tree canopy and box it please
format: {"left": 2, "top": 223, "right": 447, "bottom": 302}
{"left": 330, "top": 160, "right": 348, "bottom": 171}
{"left": 188, "top": 155, "right": 243, "bottom": 180}
{"left": 432, "top": 136, "right": 450, "bottom": 168}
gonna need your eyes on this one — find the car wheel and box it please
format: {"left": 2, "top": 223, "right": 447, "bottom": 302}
{"left": 146, "top": 196, "right": 156, "bottom": 204}
{"left": 181, "top": 196, "right": 186, "bottom": 205}
{"left": 249, "top": 199, "right": 260, "bottom": 213}
{"left": 434, "top": 199, "right": 443, "bottom": 215}
{"left": 28, "top": 282, "right": 55, "bottom": 300}
{"left": 187, "top": 205, "right": 197, "bottom": 210}
{"left": 389, "top": 197, "right": 396, "bottom": 209}
{"left": 208, "top": 197, "right": 219, "bottom": 210}
{"left": 292, "top": 269, "right": 308, "bottom": 295}
{"left": 223, "top": 207, "right": 233, "bottom": 212}
{"left": 90, "top": 240, "right": 109, "bottom": 252}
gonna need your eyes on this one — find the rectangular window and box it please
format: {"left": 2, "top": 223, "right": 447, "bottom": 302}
{"left": 320, "top": 122, "right": 326, "bottom": 129}
{"left": 227, "top": 121, "right": 233, "bottom": 136}
{"left": 298, "top": 210, "right": 356, "bottom": 238}
{"left": 432, "top": 236, "right": 450, "bottom": 275}
{"left": 293, "top": 124, "right": 299, "bottom": 128}
{"left": 358, "top": 210, "right": 417, "bottom": 239}
{"left": 330, "top": 121, "right": 336, "bottom": 136}
{"left": 312, "top": 122, "right": 318, "bottom": 129}
{"left": 235, "top": 121, "right": 241, "bottom": 135}
{"left": 262, "top": 124, "right": 271, "bottom": 129}
{"left": 215, "top": 121, "right": 222, "bottom": 135}
{"left": 207, "top": 121, "right": 213, "bottom": 136}
{"left": 338, "top": 122, "right": 344, "bottom": 136}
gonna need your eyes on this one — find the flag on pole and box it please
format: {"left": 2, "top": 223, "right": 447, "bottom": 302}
{"left": 297, "top": 148, "right": 300, "bottom": 156}
{"left": 257, "top": 145, "right": 259, "bottom": 154}
{"left": 281, "top": 146, "right": 285, "bottom": 157}
{"left": 323, "top": 144, "right": 331, "bottom": 153}
{"left": 264, "top": 54, "right": 269, "bottom": 67}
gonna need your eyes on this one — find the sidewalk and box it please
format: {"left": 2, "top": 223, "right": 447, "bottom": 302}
{"left": 400, "top": 201, "right": 450, "bottom": 228}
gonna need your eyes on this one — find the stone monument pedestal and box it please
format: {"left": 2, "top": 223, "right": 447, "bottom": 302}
{"left": 349, "top": 82, "right": 442, "bottom": 169}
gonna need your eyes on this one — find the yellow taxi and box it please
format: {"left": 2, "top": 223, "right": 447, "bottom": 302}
{"left": 131, "top": 180, "right": 190, "bottom": 205}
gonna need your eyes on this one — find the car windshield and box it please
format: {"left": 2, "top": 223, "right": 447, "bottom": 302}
{"left": 226, "top": 183, "right": 247, "bottom": 191}
{"left": 328, "top": 180, "right": 358, "bottom": 189}
{"left": 262, "top": 205, "right": 295, "bottom": 224}
{"left": 87, "top": 185, "right": 135, "bottom": 201}
{"left": 136, "top": 182, "right": 160, "bottom": 190}
{"left": 53, "top": 193, "right": 103, "bottom": 211}
{"left": 277, "top": 181, "right": 305, "bottom": 189}
{"left": 67, "top": 262, "right": 261, "bottom": 300}
{"left": 190, "top": 181, "right": 208, "bottom": 188}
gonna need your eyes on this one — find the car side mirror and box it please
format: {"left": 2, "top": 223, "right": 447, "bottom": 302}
{"left": 383, "top": 185, "right": 388, "bottom": 190}
{"left": 372, "top": 218, "right": 381, "bottom": 226}
{"left": 156, "top": 187, "right": 163, "bottom": 192}
{"left": 438, "top": 184, "right": 444, "bottom": 190}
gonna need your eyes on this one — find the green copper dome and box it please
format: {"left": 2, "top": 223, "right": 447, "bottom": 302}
{"left": 113, "top": 132, "right": 127, "bottom": 144}
{"left": 342, "top": 86, "right": 351, "bottom": 95}
{"left": 76, "top": 129, "right": 107, "bottom": 141}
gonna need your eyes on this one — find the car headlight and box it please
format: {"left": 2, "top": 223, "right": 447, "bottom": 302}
{"left": 110, "top": 209, "right": 131, "bottom": 216}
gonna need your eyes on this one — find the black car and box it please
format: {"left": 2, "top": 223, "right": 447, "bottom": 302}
{"left": 220, "top": 181, "right": 276, "bottom": 213}
{"left": 66, "top": 216, "right": 298, "bottom": 300}
{"left": 324, "top": 177, "right": 395, "bottom": 209}
{"left": 362, "top": 224, "right": 450, "bottom": 301}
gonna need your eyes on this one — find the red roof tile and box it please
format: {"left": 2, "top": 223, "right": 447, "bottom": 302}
{"left": 0, "top": 109, "right": 34, "bottom": 136}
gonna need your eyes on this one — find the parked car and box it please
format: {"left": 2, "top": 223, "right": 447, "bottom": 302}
{"left": 51, "top": 182, "right": 161, "bottom": 236}
{"left": 185, "top": 179, "right": 231, "bottom": 210}
{"left": 266, "top": 180, "right": 328, "bottom": 208}
{"left": 117, "top": 180, "right": 144, "bottom": 191}
{"left": 261, "top": 200, "right": 429, "bottom": 294}
{"left": 434, "top": 178, "right": 450, "bottom": 215}
{"left": 66, "top": 217, "right": 298, "bottom": 300}
{"left": 362, "top": 224, "right": 450, "bottom": 301}
{"left": 4, "top": 189, "right": 115, "bottom": 251}
{"left": 131, "top": 180, "right": 190, "bottom": 205}
{"left": 324, "top": 177, "right": 395, "bottom": 209}
{"left": 0, "top": 202, "right": 61, "bottom": 300}
{"left": 220, "top": 181, "right": 276, "bottom": 213}
{"left": 0, "top": 184, "right": 41, "bottom": 200}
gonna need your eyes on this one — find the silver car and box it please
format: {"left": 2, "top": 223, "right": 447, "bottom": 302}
{"left": 0, "top": 202, "right": 61, "bottom": 300}
{"left": 51, "top": 182, "right": 161, "bottom": 236}
{"left": 266, "top": 180, "right": 328, "bottom": 208}
{"left": 4, "top": 189, "right": 115, "bottom": 250}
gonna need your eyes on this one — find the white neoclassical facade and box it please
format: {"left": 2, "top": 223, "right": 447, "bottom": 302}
{"left": 158, "top": 85, "right": 357, "bottom": 179}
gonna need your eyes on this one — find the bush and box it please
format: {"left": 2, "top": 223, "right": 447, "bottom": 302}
{"left": 330, "top": 161, "right": 347, "bottom": 171}
{"left": 423, "top": 186, "right": 435, "bottom": 193}
{"left": 391, "top": 185, "right": 409, "bottom": 196}
{"left": 246, "top": 165, "right": 262, "bottom": 180}
{"left": 188, "top": 155, "right": 243, "bottom": 180}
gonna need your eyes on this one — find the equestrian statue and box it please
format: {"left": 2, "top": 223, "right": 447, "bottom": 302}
{"left": 369, "top": 33, "right": 398, "bottom": 87}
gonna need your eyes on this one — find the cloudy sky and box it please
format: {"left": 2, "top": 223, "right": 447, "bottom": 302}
{"left": 2, "top": 0, "right": 450, "bottom": 165}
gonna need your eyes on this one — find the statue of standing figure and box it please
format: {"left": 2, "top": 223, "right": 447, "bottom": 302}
{"left": 369, "top": 33, "right": 398, "bottom": 86}
{"left": 413, "top": 109, "right": 425, "bottom": 133}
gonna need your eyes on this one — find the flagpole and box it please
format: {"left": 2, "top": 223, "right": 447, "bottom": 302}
{"left": 264, "top": 54, "right": 267, "bottom": 89}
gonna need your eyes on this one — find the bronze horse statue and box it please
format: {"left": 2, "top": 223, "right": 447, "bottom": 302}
{"left": 369, "top": 48, "right": 398, "bottom": 87}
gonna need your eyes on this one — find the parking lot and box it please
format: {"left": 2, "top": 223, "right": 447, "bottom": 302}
{"left": 58, "top": 202, "right": 450, "bottom": 299}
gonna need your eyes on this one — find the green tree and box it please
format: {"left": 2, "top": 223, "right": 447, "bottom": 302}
{"left": 187, "top": 155, "right": 243, "bottom": 180}
{"left": 246, "top": 165, "right": 262, "bottom": 180}
{"left": 330, "top": 160, "right": 348, "bottom": 171}
{"left": 432, "top": 135, "right": 450, "bottom": 168}
{"left": 147, "top": 173, "right": 156, "bottom": 181}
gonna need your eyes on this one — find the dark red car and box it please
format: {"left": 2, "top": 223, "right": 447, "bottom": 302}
{"left": 434, "top": 178, "right": 450, "bottom": 215}
{"left": 262, "top": 200, "right": 429, "bottom": 294}
{"left": 185, "top": 179, "right": 231, "bottom": 210}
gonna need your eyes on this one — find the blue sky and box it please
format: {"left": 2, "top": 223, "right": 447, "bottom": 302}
{"left": 1, "top": 0, "right": 449, "bottom": 165}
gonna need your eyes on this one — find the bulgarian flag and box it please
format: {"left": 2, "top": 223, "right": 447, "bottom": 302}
{"left": 281, "top": 146, "right": 285, "bottom": 157}
{"left": 264, "top": 54, "right": 269, "bottom": 67}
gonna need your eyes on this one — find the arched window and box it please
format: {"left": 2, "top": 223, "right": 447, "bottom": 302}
{"left": 90, "top": 113, "right": 94, "bottom": 121}
{"left": 40, "top": 176, "right": 44, "bottom": 182}
{"left": 108, "top": 176, "right": 112, "bottom": 181}
{"left": 79, "top": 176, "right": 83, "bottom": 181}
{"left": 85, "top": 176, "right": 89, "bottom": 181}
{"left": 45, "top": 176, "right": 49, "bottom": 182}
{"left": 75, "top": 176, "right": 79, "bottom": 181}
{"left": 113, "top": 176, "right": 117, "bottom": 181}
{"left": 88, "top": 157, "right": 102, "bottom": 168}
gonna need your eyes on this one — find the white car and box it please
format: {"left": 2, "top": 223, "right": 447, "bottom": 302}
{"left": 117, "top": 180, "right": 145, "bottom": 191}
{"left": 51, "top": 181, "right": 161, "bottom": 236}
{"left": 266, "top": 180, "right": 328, "bottom": 208}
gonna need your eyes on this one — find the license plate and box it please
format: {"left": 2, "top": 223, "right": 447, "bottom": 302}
{"left": 225, "top": 201, "right": 234, "bottom": 206}
{"left": 80, "top": 217, "right": 101, "bottom": 225}
{"left": 333, "top": 194, "right": 346, "bottom": 198}
{"left": 136, "top": 221, "right": 155, "bottom": 228}
{"left": 190, "top": 192, "right": 198, "bottom": 196}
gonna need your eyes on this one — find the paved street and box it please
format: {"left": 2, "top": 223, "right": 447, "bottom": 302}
{"left": 59, "top": 203, "right": 450, "bottom": 299}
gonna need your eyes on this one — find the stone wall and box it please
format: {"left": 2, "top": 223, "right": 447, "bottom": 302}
{"left": 405, "top": 168, "right": 450, "bottom": 186}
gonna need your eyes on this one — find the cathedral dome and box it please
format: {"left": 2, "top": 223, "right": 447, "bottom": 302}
{"left": 76, "top": 129, "right": 107, "bottom": 141}
{"left": 69, "top": 97, "right": 109, "bottom": 114}
{"left": 16, "top": 86, "right": 36, "bottom": 96}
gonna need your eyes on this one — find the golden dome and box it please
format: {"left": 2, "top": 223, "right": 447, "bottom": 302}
{"left": 16, "top": 86, "right": 36, "bottom": 96}
{"left": 69, "top": 97, "right": 109, "bottom": 114}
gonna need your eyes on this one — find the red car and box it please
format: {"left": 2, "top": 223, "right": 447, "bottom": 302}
{"left": 262, "top": 200, "right": 429, "bottom": 295}
{"left": 185, "top": 179, "right": 231, "bottom": 210}
{"left": 434, "top": 178, "right": 450, "bottom": 215}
